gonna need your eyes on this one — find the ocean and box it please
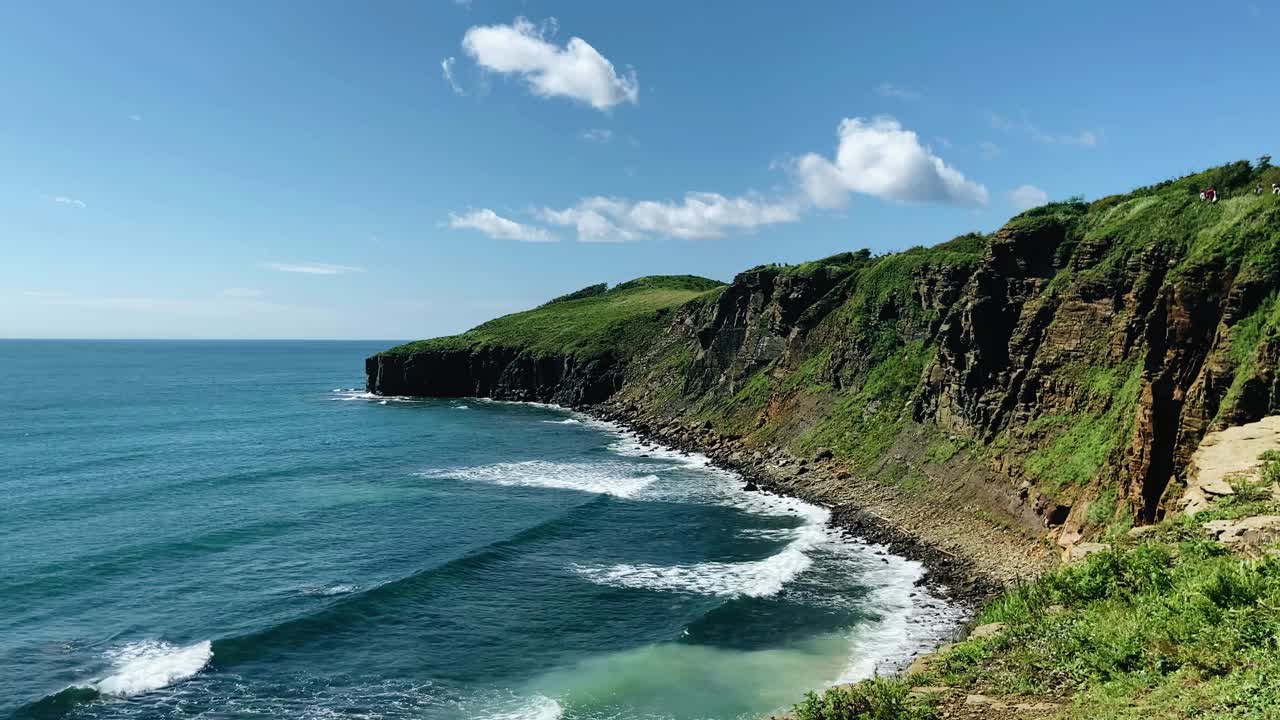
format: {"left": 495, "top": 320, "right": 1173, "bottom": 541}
{"left": 1, "top": 340, "right": 961, "bottom": 719}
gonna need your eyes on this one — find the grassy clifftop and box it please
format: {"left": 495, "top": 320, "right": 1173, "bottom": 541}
{"left": 381, "top": 275, "right": 724, "bottom": 360}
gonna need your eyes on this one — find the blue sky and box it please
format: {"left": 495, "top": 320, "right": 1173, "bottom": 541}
{"left": 3, "top": 1, "right": 1276, "bottom": 339}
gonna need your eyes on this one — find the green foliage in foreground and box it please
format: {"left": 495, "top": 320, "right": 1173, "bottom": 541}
{"left": 793, "top": 679, "right": 933, "bottom": 720}
{"left": 381, "top": 275, "right": 723, "bottom": 360}
{"left": 947, "top": 541, "right": 1280, "bottom": 718}
{"left": 795, "top": 534, "right": 1280, "bottom": 719}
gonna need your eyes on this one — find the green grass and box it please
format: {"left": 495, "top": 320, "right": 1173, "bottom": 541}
{"left": 1024, "top": 365, "right": 1143, "bottom": 496}
{"left": 795, "top": 341, "right": 934, "bottom": 473}
{"left": 925, "top": 540, "right": 1280, "bottom": 719}
{"left": 380, "top": 275, "right": 723, "bottom": 360}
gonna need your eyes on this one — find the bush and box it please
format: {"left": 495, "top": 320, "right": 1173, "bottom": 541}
{"left": 793, "top": 679, "right": 932, "bottom": 720}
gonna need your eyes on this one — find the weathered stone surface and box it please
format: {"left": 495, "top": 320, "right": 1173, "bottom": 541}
{"left": 968, "top": 622, "right": 1006, "bottom": 640}
{"left": 1204, "top": 515, "right": 1280, "bottom": 546}
{"left": 1064, "top": 542, "right": 1110, "bottom": 563}
{"left": 1180, "top": 416, "right": 1280, "bottom": 515}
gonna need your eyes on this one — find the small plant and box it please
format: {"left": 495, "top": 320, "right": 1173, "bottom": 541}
{"left": 1261, "top": 450, "right": 1280, "bottom": 486}
{"left": 1230, "top": 475, "right": 1273, "bottom": 503}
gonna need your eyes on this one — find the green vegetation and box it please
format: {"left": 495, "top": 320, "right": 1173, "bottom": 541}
{"left": 793, "top": 679, "right": 933, "bottom": 720}
{"left": 795, "top": 517, "right": 1280, "bottom": 718}
{"left": 1262, "top": 450, "right": 1280, "bottom": 486}
{"left": 381, "top": 275, "right": 723, "bottom": 360}
{"left": 1024, "top": 365, "right": 1143, "bottom": 496}
{"left": 796, "top": 340, "right": 934, "bottom": 471}
{"left": 928, "top": 539, "right": 1280, "bottom": 719}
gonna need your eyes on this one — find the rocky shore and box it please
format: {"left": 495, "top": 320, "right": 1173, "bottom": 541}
{"left": 586, "top": 398, "right": 1034, "bottom": 606}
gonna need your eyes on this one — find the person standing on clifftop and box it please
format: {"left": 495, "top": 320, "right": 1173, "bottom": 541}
{"left": 1273, "top": 183, "right": 1279, "bottom": 195}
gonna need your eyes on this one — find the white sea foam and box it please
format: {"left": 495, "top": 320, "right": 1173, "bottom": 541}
{"left": 834, "top": 550, "right": 968, "bottom": 683}
{"left": 475, "top": 695, "right": 563, "bottom": 720}
{"left": 329, "top": 389, "right": 418, "bottom": 403}
{"left": 417, "top": 460, "right": 657, "bottom": 499}
{"left": 454, "top": 405, "right": 470, "bottom": 410}
{"left": 542, "top": 418, "right": 582, "bottom": 425}
{"left": 574, "top": 546, "right": 813, "bottom": 598}
{"left": 93, "top": 640, "right": 212, "bottom": 697}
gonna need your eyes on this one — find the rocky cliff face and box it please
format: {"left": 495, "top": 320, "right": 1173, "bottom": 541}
{"left": 366, "top": 346, "right": 624, "bottom": 406}
{"left": 369, "top": 163, "right": 1280, "bottom": 544}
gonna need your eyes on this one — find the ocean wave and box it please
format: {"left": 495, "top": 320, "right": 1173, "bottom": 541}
{"left": 474, "top": 695, "right": 563, "bottom": 720}
{"left": 94, "top": 639, "right": 213, "bottom": 697}
{"left": 574, "top": 547, "right": 812, "bottom": 598}
{"left": 542, "top": 418, "right": 582, "bottom": 425}
{"left": 833, "top": 550, "right": 968, "bottom": 683}
{"left": 329, "top": 389, "right": 418, "bottom": 403}
{"left": 416, "top": 460, "right": 657, "bottom": 499}
{"left": 572, "top": 406, "right": 969, "bottom": 680}
{"left": 573, "top": 511, "right": 830, "bottom": 598}
{"left": 302, "top": 583, "right": 360, "bottom": 596}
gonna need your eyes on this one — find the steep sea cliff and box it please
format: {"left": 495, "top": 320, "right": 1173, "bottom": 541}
{"left": 369, "top": 161, "right": 1280, "bottom": 582}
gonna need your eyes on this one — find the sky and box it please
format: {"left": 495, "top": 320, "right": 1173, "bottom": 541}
{"left": 3, "top": 0, "right": 1277, "bottom": 340}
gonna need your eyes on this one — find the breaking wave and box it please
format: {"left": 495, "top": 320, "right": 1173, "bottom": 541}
{"left": 416, "top": 460, "right": 657, "bottom": 499}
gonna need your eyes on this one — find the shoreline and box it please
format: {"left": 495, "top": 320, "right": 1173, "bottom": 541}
{"left": 464, "top": 393, "right": 985, "bottom": 683}
{"left": 585, "top": 400, "right": 1008, "bottom": 608}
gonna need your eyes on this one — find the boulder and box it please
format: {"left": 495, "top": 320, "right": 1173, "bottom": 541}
{"left": 1064, "top": 542, "right": 1110, "bottom": 563}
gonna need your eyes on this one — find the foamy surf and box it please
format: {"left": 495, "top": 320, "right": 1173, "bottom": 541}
{"left": 551, "top": 407, "right": 968, "bottom": 683}
{"left": 93, "top": 640, "right": 212, "bottom": 697}
{"left": 574, "top": 545, "right": 813, "bottom": 598}
{"left": 417, "top": 460, "right": 658, "bottom": 499}
{"left": 475, "top": 695, "right": 563, "bottom": 720}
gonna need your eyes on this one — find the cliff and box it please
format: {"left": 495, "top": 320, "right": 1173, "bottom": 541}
{"left": 369, "top": 160, "right": 1280, "bottom": 558}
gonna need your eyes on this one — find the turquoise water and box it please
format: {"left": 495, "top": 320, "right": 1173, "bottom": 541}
{"left": 1, "top": 341, "right": 959, "bottom": 719}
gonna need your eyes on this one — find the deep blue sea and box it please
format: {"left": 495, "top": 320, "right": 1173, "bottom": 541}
{"left": 1, "top": 341, "right": 960, "bottom": 720}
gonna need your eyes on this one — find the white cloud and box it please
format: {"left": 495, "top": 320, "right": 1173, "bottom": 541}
{"left": 441, "top": 57, "right": 465, "bottom": 95}
{"left": 793, "top": 116, "right": 988, "bottom": 208}
{"left": 876, "top": 83, "right": 922, "bottom": 102}
{"left": 1009, "top": 184, "right": 1050, "bottom": 210}
{"left": 128, "top": 113, "right": 142, "bottom": 122}
{"left": 220, "top": 287, "right": 264, "bottom": 298}
{"left": 45, "top": 194, "right": 87, "bottom": 208}
{"left": 581, "top": 128, "right": 613, "bottom": 143}
{"left": 979, "top": 140, "right": 1001, "bottom": 160}
{"left": 266, "top": 262, "right": 365, "bottom": 275}
{"left": 461, "top": 17, "right": 638, "bottom": 110}
{"left": 448, "top": 208, "right": 557, "bottom": 242}
{"left": 539, "top": 192, "right": 801, "bottom": 242}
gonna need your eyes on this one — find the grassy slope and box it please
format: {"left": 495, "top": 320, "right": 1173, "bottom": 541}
{"left": 381, "top": 275, "right": 724, "bottom": 360}
{"left": 793, "top": 456, "right": 1280, "bottom": 720}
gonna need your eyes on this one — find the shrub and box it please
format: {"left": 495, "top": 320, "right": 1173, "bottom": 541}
{"left": 793, "top": 679, "right": 932, "bottom": 720}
